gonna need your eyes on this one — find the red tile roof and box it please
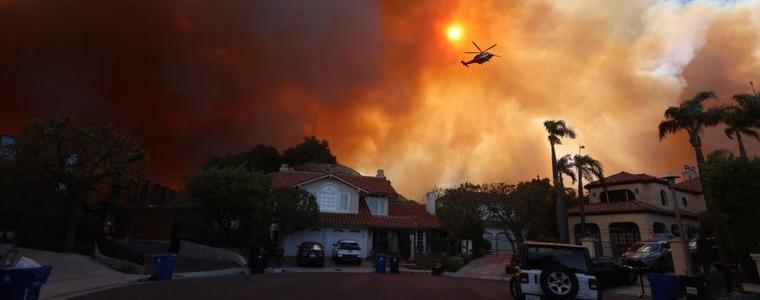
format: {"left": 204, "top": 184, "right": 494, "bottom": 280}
{"left": 271, "top": 170, "right": 397, "bottom": 196}
{"left": 585, "top": 171, "right": 703, "bottom": 194}
{"left": 567, "top": 201, "right": 698, "bottom": 219}
{"left": 675, "top": 177, "right": 703, "bottom": 193}
{"left": 320, "top": 199, "right": 439, "bottom": 229}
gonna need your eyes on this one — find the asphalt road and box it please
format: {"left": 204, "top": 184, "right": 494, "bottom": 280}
{"left": 71, "top": 273, "right": 641, "bottom": 300}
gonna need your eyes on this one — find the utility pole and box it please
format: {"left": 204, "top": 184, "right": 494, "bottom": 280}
{"left": 663, "top": 172, "right": 691, "bottom": 274}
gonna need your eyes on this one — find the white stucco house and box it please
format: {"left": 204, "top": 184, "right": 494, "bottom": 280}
{"left": 271, "top": 166, "right": 439, "bottom": 258}
{"left": 568, "top": 171, "right": 704, "bottom": 257}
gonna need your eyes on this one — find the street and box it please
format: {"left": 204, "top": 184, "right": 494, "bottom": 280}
{"left": 72, "top": 273, "right": 642, "bottom": 300}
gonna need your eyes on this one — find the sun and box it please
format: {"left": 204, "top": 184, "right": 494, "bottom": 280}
{"left": 446, "top": 24, "right": 463, "bottom": 41}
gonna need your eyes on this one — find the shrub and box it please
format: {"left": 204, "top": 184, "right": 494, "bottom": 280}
{"left": 445, "top": 256, "right": 465, "bottom": 272}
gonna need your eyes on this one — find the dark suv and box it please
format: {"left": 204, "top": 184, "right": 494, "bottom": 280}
{"left": 511, "top": 241, "right": 600, "bottom": 300}
{"left": 296, "top": 242, "right": 325, "bottom": 267}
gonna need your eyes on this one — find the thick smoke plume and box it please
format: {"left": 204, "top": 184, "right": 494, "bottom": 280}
{"left": 1, "top": 0, "right": 759, "bottom": 200}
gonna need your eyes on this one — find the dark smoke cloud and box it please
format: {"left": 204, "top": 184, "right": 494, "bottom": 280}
{"left": 1, "top": 0, "right": 759, "bottom": 199}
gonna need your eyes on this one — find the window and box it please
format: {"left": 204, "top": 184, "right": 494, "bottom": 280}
{"left": 681, "top": 197, "right": 688, "bottom": 207}
{"left": 524, "top": 246, "right": 589, "bottom": 273}
{"left": 366, "top": 197, "right": 388, "bottom": 215}
{"left": 317, "top": 183, "right": 349, "bottom": 212}
{"left": 660, "top": 190, "right": 668, "bottom": 206}
{"left": 600, "top": 189, "right": 635, "bottom": 202}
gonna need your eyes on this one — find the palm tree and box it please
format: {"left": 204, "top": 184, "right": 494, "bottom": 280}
{"left": 658, "top": 91, "right": 726, "bottom": 260}
{"left": 724, "top": 93, "right": 760, "bottom": 159}
{"left": 658, "top": 91, "right": 723, "bottom": 168}
{"left": 571, "top": 154, "right": 604, "bottom": 241}
{"left": 544, "top": 120, "right": 577, "bottom": 242}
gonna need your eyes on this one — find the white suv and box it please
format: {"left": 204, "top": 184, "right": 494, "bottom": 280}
{"left": 332, "top": 239, "right": 363, "bottom": 265}
{"left": 511, "top": 241, "right": 600, "bottom": 300}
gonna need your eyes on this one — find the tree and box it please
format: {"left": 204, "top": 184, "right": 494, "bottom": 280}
{"left": 13, "top": 117, "right": 148, "bottom": 251}
{"left": 702, "top": 151, "right": 760, "bottom": 281}
{"left": 724, "top": 93, "right": 760, "bottom": 159}
{"left": 283, "top": 136, "right": 337, "bottom": 166}
{"left": 436, "top": 183, "right": 485, "bottom": 254}
{"left": 184, "top": 166, "right": 272, "bottom": 249}
{"left": 544, "top": 120, "right": 576, "bottom": 242}
{"left": 271, "top": 187, "right": 319, "bottom": 238}
{"left": 205, "top": 144, "right": 282, "bottom": 173}
{"left": 658, "top": 91, "right": 723, "bottom": 167}
{"left": 658, "top": 91, "right": 727, "bottom": 260}
{"left": 570, "top": 154, "right": 604, "bottom": 240}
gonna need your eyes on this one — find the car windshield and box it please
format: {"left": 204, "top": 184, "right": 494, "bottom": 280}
{"left": 524, "top": 246, "right": 589, "bottom": 273}
{"left": 635, "top": 243, "right": 661, "bottom": 253}
{"left": 339, "top": 243, "right": 360, "bottom": 250}
{"left": 303, "top": 243, "right": 322, "bottom": 251}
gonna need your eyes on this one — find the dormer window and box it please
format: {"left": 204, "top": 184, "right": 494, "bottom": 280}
{"left": 366, "top": 197, "right": 388, "bottom": 216}
{"left": 317, "top": 183, "right": 349, "bottom": 213}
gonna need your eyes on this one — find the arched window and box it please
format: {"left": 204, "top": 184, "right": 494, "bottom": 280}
{"left": 660, "top": 190, "right": 668, "bottom": 206}
{"left": 681, "top": 197, "right": 688, "bottom": 207}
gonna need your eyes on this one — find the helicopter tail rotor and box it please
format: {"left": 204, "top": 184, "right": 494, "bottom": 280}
{"left": 461, "top": 60, "right": 469, "bottom": 67}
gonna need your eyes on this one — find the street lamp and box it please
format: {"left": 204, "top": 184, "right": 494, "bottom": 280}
{"left": 662, "top": 171, "right": 691, "bottom": 274}
{"left": 578, "top": 145, "right": 585, "bottom": 156}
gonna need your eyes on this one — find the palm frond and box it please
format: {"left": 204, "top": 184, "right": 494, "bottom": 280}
{"left": 658, "top": 120, "right": 681, "bottom": 140}
{"left": 556, "top": 154, "right": 576, "bottom": 183}
{"left": 740, "top": 128, "right": 760, "bottom": 140}
{"left": 724, "top": 127, "right": 736, "bottom": 139}
{"left": 691, "top": 91, "right": 717, "bottom": 104}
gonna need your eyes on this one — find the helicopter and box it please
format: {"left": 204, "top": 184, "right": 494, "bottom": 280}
{"left": 461, "top": 41, "right": 498, "bottom": 67}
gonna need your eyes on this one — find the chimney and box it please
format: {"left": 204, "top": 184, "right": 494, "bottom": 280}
{"left": 425, "top": 192, "right": 437, "bottom": 215}
{"left": 376, "top": 169, "right": 385, "bottom": 178}
{"left": 279, "top": 164, "right": 289, "bottom": 172}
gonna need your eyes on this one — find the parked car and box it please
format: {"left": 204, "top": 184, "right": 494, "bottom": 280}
{"left": 590, "top": 256, "right": 637, "bottom": 287}
{"left": 620, "top": 241, "right": 673, "bottom": 272}
{"left": 332, "top": 239, "right": 363, "bottom": 265}
{"left": 512, "top": 241, "right": 600, "bottom": 300}
{"left": 296, "top": 242, "right": 325, "bottom": 267}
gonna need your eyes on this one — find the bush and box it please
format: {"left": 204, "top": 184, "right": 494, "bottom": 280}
{"left": 445, "top": 256, "right": 465, "bottom": 272}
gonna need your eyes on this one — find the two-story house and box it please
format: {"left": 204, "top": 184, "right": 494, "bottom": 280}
{"left": 271, "top": 166, "right": 439, "bottom": 259}
{"left": 567, "top": 171, "right": 704, "bottom": 257}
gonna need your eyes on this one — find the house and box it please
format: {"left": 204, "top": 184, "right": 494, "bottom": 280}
{"left": 567, "top": 171, "right": 704, "bottom": 257}
{"left": 271, "top": 166, "right": 439, "bottom": 258}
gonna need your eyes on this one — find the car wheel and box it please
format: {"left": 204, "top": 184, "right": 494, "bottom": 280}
{"left": 539, "top": 266, "right": 579, "bottom": 300}
{"left": 509, "top": 277, "right": 524, "bottom": 300}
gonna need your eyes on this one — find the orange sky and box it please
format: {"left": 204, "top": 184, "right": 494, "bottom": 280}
{"left": 1, "top": 0, "right": 759, "bottom": 200}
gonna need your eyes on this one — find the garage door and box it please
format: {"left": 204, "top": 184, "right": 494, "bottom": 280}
{"left": 494, "top": 232, "right": 512, "bottom": 251}
{"left": 325, "top": 228, "right": 366, "bottom": 256}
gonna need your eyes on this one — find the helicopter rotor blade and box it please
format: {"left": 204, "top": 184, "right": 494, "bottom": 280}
{"left": 463, "top": 52, "right": 481, "bottom": 54}
{"left": 472, "top": 41, "right": 482, "bottom": 52}
{"left": 483, "top": 44, "right": 497, "bottom": 52}
{"left": 492, "top": 54, "right": 501, "bottom": 57}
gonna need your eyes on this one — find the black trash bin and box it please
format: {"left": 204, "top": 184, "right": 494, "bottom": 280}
{"left": 249, "top": 251, "right": 268, "bottom": 273}
{"left": 680, "top": 275, "right": 708, "bottom": 300}
{"left": 389, "top": 256, "right": 400, "bottom": 274}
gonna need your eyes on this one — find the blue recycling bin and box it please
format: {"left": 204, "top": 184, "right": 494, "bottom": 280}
{"left": 153, "top": 253, "right": 177, "bottom": 281}
{"left": 375, "top": 253, "right": 386, "bottom": 273}
{"left": 647, "top": 273, "right": 681, "bottom": 300}
{"left": 0, "top": 266, "right": 53, "bottom": 300}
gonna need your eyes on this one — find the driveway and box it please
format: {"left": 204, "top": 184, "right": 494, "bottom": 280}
{"left": 70, "top": 273, "right": 643, "bottom": 300}
{"left": 18, "top": 248, "right": 142, "bottom": 299}
{"left": 447, "top": 252, "right": 512, "bottom": 281}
